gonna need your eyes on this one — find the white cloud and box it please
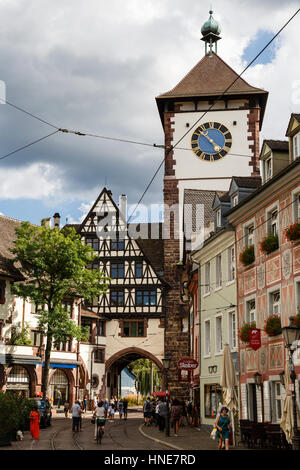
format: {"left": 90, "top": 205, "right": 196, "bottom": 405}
{"left": 0, "top": 0, "right": 298, "bottom": 216}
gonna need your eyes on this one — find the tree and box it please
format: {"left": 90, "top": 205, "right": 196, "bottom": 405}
{"left": 11, "top": 222, "right": 108, "bottom": 399}
{"left": 129, "top": 358, "right": 162, "bottom": 396}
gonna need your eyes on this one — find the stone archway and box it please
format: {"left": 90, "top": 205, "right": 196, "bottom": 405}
{"left": 105, "top": 347, "right": 163, "bottom": 373}
{"left": 105, "top": 347, "right": 164, "bottom": 399}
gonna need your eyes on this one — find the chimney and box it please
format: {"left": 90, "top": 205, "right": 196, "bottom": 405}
{"left": 53, "top": 213, "right": 61, "bottom": 229}
{"left": 119, "top": 194, "right": 127, "bottom": 221}
{"left": 41, "top": 218, "right": 51, "bottom": 228}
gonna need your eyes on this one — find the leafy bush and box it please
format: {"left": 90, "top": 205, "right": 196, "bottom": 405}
{"left": 240, "top": 322, "right": 256, "bottom": 343}
{"left": 0, "top": 392, "right": 36, "bottom": 441}
{"left": 261, "top": 233, "right": 279, "bottom": 254}
{"left": 239, "top": 245, "right": 255, "bottom": 266}
{"left": 264, "top": 315, "right": 282, "bottom": 337}
{"left": 10, "top": 323, "right": 32, "bottom": 346}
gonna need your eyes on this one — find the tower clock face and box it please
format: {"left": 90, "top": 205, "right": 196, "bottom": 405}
{"left": 191, "top": 122, "right": 232, "bottom": 161}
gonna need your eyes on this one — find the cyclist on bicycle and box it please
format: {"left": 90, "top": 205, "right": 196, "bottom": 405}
{"left": 93, "top": 401, "right": 105, "bottom": 440}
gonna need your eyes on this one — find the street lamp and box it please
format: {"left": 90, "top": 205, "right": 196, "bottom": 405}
{"left": 281, "top": 316, "right": 300, "bottom": 451}
{"left": 162, "top": 358, "right": 170, "bottom": 437}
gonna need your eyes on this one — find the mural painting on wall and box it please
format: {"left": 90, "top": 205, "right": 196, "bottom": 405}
{"left": 266, "top": 256, "right": 281, "bottom": 285}
{"left": 244, "top": 269, "right": 256, "bottom": 295}
{"left": 269, "top": 343, "right": 284, "bottom": 370}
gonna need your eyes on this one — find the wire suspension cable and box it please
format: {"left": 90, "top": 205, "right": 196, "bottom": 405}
{"left": 0, "top": 130, "right": 60, "bottom": 162}
{"left": 127, "top": 8, "right": 300, "bottom": 218}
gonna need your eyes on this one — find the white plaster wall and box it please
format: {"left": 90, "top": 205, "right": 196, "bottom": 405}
{"left": 173, "top": 109, "right": 253, "bottom": 260}
{"left": 105, "top": 319, "right": 164, "bottom": 364}
{"left": 172, "top": 109, "right": 252, "bottom": 182}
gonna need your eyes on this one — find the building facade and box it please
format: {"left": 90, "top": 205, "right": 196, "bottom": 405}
{"left": 157, "top": 9, "right": 268, "bottom": 399}
{"left": 226, "top": 116, "right": 300, "bottom": 423}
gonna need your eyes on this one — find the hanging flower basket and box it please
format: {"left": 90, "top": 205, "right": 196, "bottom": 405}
{"left": 240, "top": 322, "right": 256, "bottom": 343}
{"left": 285, "top": 222, "right": 300, "bottom": 242}
{"left": 261, "top": 233, "right": 279, "bottom": 254}
{"left": 239, "top": 245, "right": 255, "bottom": 266}
{"left": 264, "top": 315, "right": 282, "bottom": 337}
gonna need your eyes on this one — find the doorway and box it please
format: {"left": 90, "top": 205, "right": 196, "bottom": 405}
{"left": 49, "top": 369, "right": 69, "bottom": 406}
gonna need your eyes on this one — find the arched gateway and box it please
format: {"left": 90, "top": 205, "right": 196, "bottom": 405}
{"left": 105, "top": 348, "right": 164, "bottom": 399}
{"left": 74, "top": 188, "right": 166, "bottom": 404}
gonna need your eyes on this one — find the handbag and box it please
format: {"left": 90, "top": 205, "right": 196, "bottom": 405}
{"left": 91, "top": 418, "right": 95, "bottom": 424}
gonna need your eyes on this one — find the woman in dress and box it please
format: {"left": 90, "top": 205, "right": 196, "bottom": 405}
{"left": 215, "top": 407, "right": 232, "bottom": 450}
{"left": 29, "top": 405, "right": 40, "bottom": 440}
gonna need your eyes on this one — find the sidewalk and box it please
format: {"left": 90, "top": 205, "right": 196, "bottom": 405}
{"left": 139, "top": 422, "right": 246, "bottom": 451}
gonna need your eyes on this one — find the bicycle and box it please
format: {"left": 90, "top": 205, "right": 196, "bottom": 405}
{"left": 96, "top": 418, "right": 106, "bottom": 444}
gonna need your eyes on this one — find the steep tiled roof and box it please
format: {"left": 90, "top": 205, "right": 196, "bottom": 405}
{"left": 0, "top": 215, "right": 24, "bottom": 279}
{"left": 232, "top": 176, "right": 262, "bottom": 189}
{"left": 157, "top": 52, "right": 267, "bottom": 99}
{"left": 183, "top": 189, "right": 221, "bottom": 231}
{"left": 264, "top": 140, "right": 289, "bottom": 152}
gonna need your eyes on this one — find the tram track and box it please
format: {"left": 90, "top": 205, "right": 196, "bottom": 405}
{"left": 50, "top": 422, "right": 84, "bottom": 451}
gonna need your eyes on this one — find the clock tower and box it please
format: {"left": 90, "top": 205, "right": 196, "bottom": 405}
{"left": 156, "top": 10, "right": 268, "bottom": 399}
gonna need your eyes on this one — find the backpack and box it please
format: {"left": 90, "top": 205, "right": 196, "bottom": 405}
{"left": 144, "top": 401, "right": 151, "bottom": 412}
{"left": 172, "top": 406, "right": 181, "bottom": 419}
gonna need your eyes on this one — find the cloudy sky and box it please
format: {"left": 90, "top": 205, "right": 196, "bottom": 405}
{"left": 0, "top": 0, "right": 299, "bottom": 225}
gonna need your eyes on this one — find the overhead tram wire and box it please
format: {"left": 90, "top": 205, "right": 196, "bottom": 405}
{"left": 126, "top": 8, "right": 300, "bottom": 221}
{"left": 0, "top": 97, "right": 60, "bottom": 131}
{"left": 0, "top": 130, "right": 60, "bottom": 162}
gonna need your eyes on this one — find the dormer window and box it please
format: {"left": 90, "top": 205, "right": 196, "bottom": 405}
{"left": 265, "top": 158, "right": 272, "bottom": 181}
{"left": 232, "top": 194, "right": 238, "bottom": 207}
{"left": 293, "top": 134, "right": 300, "bottom": 160}
{"left": 216, "top": 209, "right": 221, "bottom": 227}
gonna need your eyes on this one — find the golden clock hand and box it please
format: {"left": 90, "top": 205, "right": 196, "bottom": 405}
{"left": 199, "top": 131, "right": 221, "bottom": 152}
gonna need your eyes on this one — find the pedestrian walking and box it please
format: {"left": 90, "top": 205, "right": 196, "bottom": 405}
{"left": 56, "top": 390, "right": 62, "bottom": 408}
{"left": 104, "top": 398, "right": 109, "bottom": 418}
{"left": 154, "top": 399, "right": 160, "bottom": 427}
{"left": 123, "top": 397, "right": 128, "bottom": 420}
{"left": 158, "top": 398, "right": 167, "bottom": 432}
{"left": 71, "top": 400, "right": 82, "bottom": 432}
{"left": 171, "top": 398, "right": 182, "bottom": 437}
{"left": 143, "top": 397, "right": 152, "bottom": 426}
{"left": 118, "top": 399, "right": 124, "bottom": 419}
{"left": 63, "top": 401, "right": 69, "bottom": 418}
{"left": 215, "top": 406, "right": 232, "bottom": 451}
{"left": 83, "top": 397, "right": 87, "bottom": 413}
{"left": 108, "top": 403, "right": 115, "bottom": 420}
{"left": 29, "top": 405, "right": 40, "bottom": 440}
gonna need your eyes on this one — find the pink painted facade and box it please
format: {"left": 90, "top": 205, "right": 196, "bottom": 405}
{"left": 227, "top": 158, "right": 300, "bottom": 423}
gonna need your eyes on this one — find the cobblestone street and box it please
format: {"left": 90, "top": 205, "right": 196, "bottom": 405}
{"left": 0, "top": 410, "right": 169, "bottom": 451}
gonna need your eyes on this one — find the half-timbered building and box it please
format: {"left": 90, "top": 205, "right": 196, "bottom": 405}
{"left": 73, "top": 188, "right": 166, "bottom": 400}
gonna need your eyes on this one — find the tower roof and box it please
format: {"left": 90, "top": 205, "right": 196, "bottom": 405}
{"left": 156, "top": 52, "right": 268, "bottom": 128}
{"left": 201, "top": 9, "right": 221, "bottom": 37}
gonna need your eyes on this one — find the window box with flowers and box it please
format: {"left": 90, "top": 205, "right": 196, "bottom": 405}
{"left": 285, "top": 222, "right": 300, "bottom": 242}
{"left": 239, "top": 321, "right": 256, "bottom": 343}
{"left": 260, "top": 233, "right": 279, "bottom": 255}
{"left": 264, "top": 315, "right": 282, "bottom": 337}
{"left": 294, "top": 312, "right": 300, "bottom": 328}
{"left": 239, "top": 245, "right": 255, "bottom": 266}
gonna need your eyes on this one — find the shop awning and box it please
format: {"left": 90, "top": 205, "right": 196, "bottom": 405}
{"left": 0, "top": 354, "right": 41, "bottom": 365}
{"left": 42, "top": 359, "right": 82, "bottom": 369}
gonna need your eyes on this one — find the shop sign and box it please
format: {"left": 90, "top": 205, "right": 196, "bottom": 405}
{"left": 178, "top": 357, "right": 198, "bottom": 370}
{"left": 249, "top": 327, "right": 261, "bottom": 351}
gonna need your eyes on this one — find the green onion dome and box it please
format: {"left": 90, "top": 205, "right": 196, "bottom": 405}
{"left": 201, "top": 10, "right": 221, "bottom": 36}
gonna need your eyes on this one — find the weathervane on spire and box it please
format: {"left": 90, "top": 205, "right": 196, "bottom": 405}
{"left": 201, "top": 8, "right": 221, "bottom": 57}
